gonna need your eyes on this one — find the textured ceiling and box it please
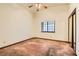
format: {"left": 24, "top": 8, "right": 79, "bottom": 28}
{"left": 18, "top": 3, "right": 69, "bottom": 14}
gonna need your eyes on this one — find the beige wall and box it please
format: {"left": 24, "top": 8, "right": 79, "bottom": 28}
{"left": 0, "top": 4, "right": 70, "bottom": 50}
{"left": 0, "top": 4, "right": 33, "bottom": 47}
{"left": 33, "top": 5, "right": 69, "bottom": 41}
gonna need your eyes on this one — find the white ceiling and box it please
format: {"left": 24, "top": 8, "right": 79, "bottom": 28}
{"left": 18, "top": 3, "right": 69, "bottom": 14}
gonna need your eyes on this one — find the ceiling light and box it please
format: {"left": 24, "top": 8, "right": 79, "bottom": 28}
{"left": 28, "top": 3, "right": 47, "bottom": 12}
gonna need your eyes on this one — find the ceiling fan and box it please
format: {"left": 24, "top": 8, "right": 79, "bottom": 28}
{"left": 28, "top": 3, "right": 48, "bottom": 11}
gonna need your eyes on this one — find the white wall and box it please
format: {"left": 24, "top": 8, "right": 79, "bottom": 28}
{"left": 33, "top": 5, "right": 69, "bottom": 41}
{"left": 0, "top": 4, "right": 33, "bottom": 47}
{"left": 69, "top": 3, "right": 79, "bottom": 55}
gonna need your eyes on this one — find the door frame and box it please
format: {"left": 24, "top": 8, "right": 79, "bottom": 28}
{"left": 68, "top": 8, "right": 76, "bottom": 52}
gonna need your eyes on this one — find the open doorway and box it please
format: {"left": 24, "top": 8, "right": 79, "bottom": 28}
{"left": 68, "top": 8, "right": 76, "bottom": 52}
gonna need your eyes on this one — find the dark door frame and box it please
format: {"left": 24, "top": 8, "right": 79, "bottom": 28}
{"left": 68, "top": 8, "right": 76, "bottom": 52}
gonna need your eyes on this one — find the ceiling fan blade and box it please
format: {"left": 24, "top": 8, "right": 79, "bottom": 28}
{"left": 28, "top": 5, "right": 33, "bottom": 8}
{"left": 44, "top": 6, "right": 47, "bottom": 9}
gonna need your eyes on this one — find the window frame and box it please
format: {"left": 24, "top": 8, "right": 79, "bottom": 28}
{"left": 41, "top": 21, "right": 55, "bottom": 33}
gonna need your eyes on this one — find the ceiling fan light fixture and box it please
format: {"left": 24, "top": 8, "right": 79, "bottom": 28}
{"left": 28, "top": 3, "right": 47, "bottom": 12}
{"left": 35, "top": 3, "right": 38, "bottom": 7}
{"left": 35, "top": 3, "right": 42, "bottom": 8}
{"left": 38, "top": 4, "right": 42, "bottom": 8}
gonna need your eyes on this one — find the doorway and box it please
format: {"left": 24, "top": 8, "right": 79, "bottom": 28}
{"left": 68, "top": 8, "right": 76, "bottom": 51}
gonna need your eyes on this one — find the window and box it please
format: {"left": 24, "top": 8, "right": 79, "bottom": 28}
{"left": 41, "top": 21, "right": 55, "bottom": 33}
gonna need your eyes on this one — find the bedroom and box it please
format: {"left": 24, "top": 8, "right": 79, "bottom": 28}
{"left": 0, "top": 3, "right": 78, "bottom": 56}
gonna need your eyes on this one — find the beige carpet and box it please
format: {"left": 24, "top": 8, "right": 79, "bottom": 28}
{"left": 0, "top": 38, "right": 76, "bottom": 56}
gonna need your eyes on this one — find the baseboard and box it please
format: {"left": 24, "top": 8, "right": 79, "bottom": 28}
{"left": 0, "top": 37, "right": 33, "bottom": 49}
{"left": 0, "top": 37, "right": 69, "bottom": 49}
{"left": 31, "top": 37, "right": 70, "bottom": 43}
